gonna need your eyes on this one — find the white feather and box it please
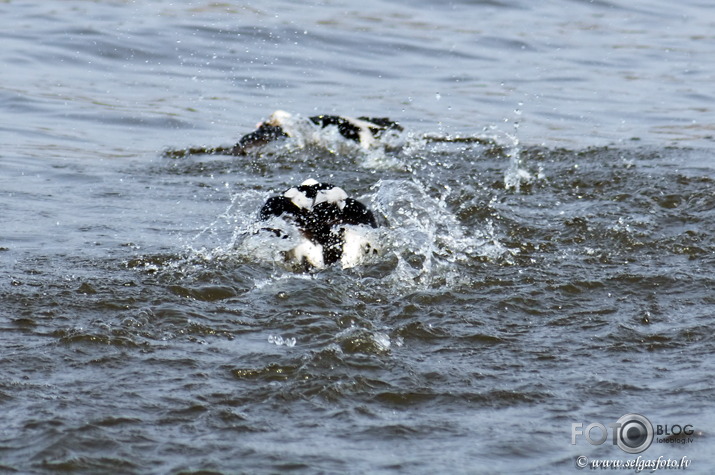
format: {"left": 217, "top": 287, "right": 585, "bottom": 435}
{"left": 343, "top": 116, "right": 377, "bottom": 149}
{"left": 340, "top": 226, "right": 379, "bottom": 268}
{"left": 283, "top": 187, "right": 313, "bottom": 209}
{"left": 287, "top": 239, "right": 325, "bottom": 269}
{"left": 265, "top": 110, "right": 292, "bottom": 127}
{"left": 315, "top": 186, "right": 348, "bottom": 209}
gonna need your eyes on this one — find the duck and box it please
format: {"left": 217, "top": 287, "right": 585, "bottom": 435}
{"left": 258, "top": 178, "right": 379, "bottom": 270}
{"left": 230, "top": 110, "right": 403, "bottom": 155}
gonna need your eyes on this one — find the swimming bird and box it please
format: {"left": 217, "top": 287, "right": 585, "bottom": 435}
{"left": 163, "top": 111, "right": 493, "bottom": 159}
{"left": 230, "top": 110, "right": 403, "bottom": 155}
{"left": 258, "top": 179, "right": 379, "bottom": 270}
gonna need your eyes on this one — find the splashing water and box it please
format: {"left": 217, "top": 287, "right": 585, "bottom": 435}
{"left": 146, "top": 119, "right": 526, "bottom": 294}
{"left": 370, "top": 178, "right": 509, "bottom": 288}
{"left": 487, "top": 104, "right": 544, "bottom": 191}
{"left": 258, "top": 112, "right": 408, "bottom": 165}
{"left": 155, "top": 172, "right": 510, "bottom": 297}
{"left": 268, "top": 334, "right": 297, "bottom": 347}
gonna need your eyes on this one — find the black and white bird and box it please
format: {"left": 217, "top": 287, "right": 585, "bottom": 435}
{"left": 258, "top": 179, "right": 379, "bottom": 270}
{"left": 230, "top": 110, "right": 403, "bottom": 155}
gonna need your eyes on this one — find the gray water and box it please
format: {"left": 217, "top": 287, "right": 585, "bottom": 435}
{"left": 2, "top": 1, "right": 715, "bottom": 473}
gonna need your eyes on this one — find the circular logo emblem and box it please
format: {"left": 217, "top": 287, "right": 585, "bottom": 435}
{"left": 616, "top": 413, "right": 654, "bottom": 453}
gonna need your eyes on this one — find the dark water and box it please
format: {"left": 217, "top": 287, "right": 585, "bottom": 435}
{"left": 2, "top": 1, "right": 715, "bottom": 473}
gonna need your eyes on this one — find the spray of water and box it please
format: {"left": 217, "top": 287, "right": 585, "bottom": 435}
{"left": 369, "top": 178, "right": 508, "bottom": 289}
{"left": 481, "top": 102, "right": 544, "bottom": 192}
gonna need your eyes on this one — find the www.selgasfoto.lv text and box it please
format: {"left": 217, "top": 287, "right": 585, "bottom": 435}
{"left": 575, "top": 455, "right": 691, "bottom": 471}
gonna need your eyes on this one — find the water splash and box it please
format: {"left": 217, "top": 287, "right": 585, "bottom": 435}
{"left": 184, "top": 187, "right": 265, "bottom": 264}
{"left": 333, "top": 325, "right": 394, "bottom": 355}
{"left": 268, "top": 334, "right": 296, "bottom": 347}
{"left": 151, "top": 175, "right": 510, "bottom": 297}
{"left": 369, "top": 178, "right": 509, "bottom": 288}
{"left": 485, "top": 103, "right": 543, "bottom": 192}
{"left": 261, "top": 112, "right": 408, "bottom": 168}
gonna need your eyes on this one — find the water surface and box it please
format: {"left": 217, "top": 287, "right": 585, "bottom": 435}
{"left": 1, "top": 1, "right": 714, "bottom": 473}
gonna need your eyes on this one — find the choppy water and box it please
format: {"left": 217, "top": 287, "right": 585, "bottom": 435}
{"left": 2, "top": 1, "right": 715, "bottom": 473}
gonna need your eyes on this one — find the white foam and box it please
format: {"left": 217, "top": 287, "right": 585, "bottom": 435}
{"left": 268, "top": 334, "right": 297, "bottom": 347}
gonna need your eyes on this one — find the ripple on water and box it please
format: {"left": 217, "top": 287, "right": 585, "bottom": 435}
{"left": 4, "top": 120, "right": 715, "bottom": 473}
